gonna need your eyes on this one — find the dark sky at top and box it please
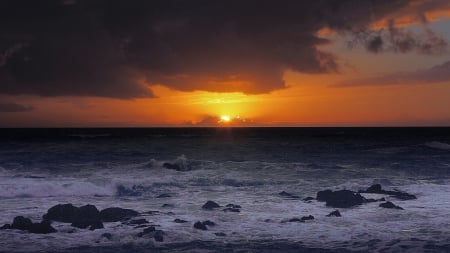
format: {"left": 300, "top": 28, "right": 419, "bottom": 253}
{"left": 0, "top": 0, "right": 448, "bottom": 99}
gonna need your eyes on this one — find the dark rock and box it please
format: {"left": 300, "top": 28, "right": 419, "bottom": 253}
{"left": 287, "top": 218, "right": 304, "bottom": 223}
{"left": 128, "top": 219, "right": 149, "bottom": 225}
{"left": 380, "top": 201, "right": 404, "bottom": 210}
{"left": 317, "top": 189, "right": 365, "bottom": 208}
{"left": 137, "top": 226, "right": 156, "bottom": 237}
{"left": 11, "top": 216, "right": 33, "bottom": 230}
{"left": 101, "top": 233, "right": 113, "bottom": 240}
{"left": 8, "top": 217, "right": 56, "bottom": 234}
{"left": 89, "top": 221, "right": 104, "bottom": 231}
{"left": 360, "top": 184, "right": 417, "bottom": 200}
{"left": 43, "top": 204, "right": 79, "bottom": 223}
{"left": 215, "top": 232, "right": 226, "bottom": 236}
{"left": 156, "top": 193, "right": 172, "bottom": 198}
{"left": 143, "top": 226, "right": 156, "bottom": 233}
{"left": 71, "top": 220, "right": 92, "bottom": 229}
{"left": 202, "top": 220, "right": 215, "bottom": 227}
{"left": 194, "top": 221, "right": 207, "bottom": 230}
{"left": 116, "top": 185, "right": 142, "bottom": 197}
{"left": 162, "top": 162, "right": 182, "bottom": 171}
{"left": 326, "top": 210, "right": 342, "bottom": 217}
{"left": 162, "top": 204, "right": 174, "bottom": 208}
{"left": 0, "top": 224, "right": 11, "bottom": 229}
{"left": 223, "top": 208, "right": 240, "bottom": 213}
{"left": 279, "top": 191, "right": 300, "bottom": 199}
{"left": 303, "top": 197, "right": 315, "bottom": 201}
{"left": 366, "top": 184, "right": 382, "bottom": 193}
{"left": 225, "top": 204, "right": 242, "bottom": 209}
{"left": 71, "top": 205, "right": 101, "bottom": 229}
{"left": 100, "top": 207, "right": 139, "bottom": 222}
{"left": 174, "top": 219, "right": 188, "bottom": 223}
{"left": 153, "top": 230, "right": 164, "bottom": 242}
{"left": 29, "top": 221, "right": 57, "bottom": 234}
{"left": 391, "top": 192, "right": 417, "bottom": 200}
{"left": 301, "top": 215, "right": 314, "bottom": 221}
{"left": 364, "top": 197, "right": 386, "bottom": 203}
{"left": 316, "top": 189, "right": 333, "bottom": 202}
{"left": 202, "top": 201, "right": 220, "bottom": 210}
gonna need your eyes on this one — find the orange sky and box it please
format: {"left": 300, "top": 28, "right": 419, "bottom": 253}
{"left": 1, "top": 5, "right": 450, "bottom": 127}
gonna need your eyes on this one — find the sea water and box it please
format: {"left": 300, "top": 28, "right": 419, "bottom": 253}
{"left": 0, "top": 128, "right": 449, "bottom": 252}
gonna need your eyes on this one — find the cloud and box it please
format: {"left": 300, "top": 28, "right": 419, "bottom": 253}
{"left": 0, "top": 0, "right": 449, "bottom": 98}
{"left": 0, "top": 102, "right": 34, "bottom": 112}
{"left": 186, "top": 115, "right": 256, "bottom": 126}
{"left": 331, "top": 60, "right": 450, "bottom": 87}
{"left": 348, "top": 19, "right": 448, "bottom": 54}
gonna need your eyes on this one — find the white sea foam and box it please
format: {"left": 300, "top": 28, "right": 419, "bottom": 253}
{"left": 425, "top": 141, "right": 450, "bottom": 150}
{"left": 0, "top": 177, "right": 116, "bottom": 198}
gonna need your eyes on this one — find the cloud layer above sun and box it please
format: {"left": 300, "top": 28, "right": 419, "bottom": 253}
{"left": 1, "top": 0, "right": 450, "bottom": 99}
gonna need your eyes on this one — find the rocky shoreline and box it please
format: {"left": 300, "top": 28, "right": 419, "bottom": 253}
{"left": 1, "top": 184, "right": 418, "bottom": 249}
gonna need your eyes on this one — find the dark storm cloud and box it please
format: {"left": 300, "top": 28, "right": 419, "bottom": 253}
{"left": 332, "top": 60, "right": 450, "bottom": 87}
{"left": 348, "top": 20, "right": 448, "bottom": 54}
{"left": 0, "top": 0, "right": 448, "bottom": 98}
{"left": 0, "top": 102, "right": 33, "bottom": 112}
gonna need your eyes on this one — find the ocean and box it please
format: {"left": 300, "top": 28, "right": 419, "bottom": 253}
{"left": 0, "top": 127, "right": 449, "bottom": 252}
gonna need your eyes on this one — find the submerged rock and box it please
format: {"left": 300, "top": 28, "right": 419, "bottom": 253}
{"left": 0, "top": 224, "right": 11, "bottom": 229}
{"left": 174, "top": 219, "right": 188, "bottom": 223}
{"left": 137, "top": 226, "right": 164, "bottom": 241}
{"left": 202, "top": 220, "right": 215, "bottom": 226}
{"left": 225, "top": 204, "right": 242, "bottom": 209}
{"left": 287, "top": 218, "right": 303, "bottom": 223}
{"left": 116, "top": 185, "right": 143, "bottom": 197}
{"left": 287, "top": 215, "right": 314, "bottom": 223}
{"left": 379, "top": 201, "right": 404, "bottom": 210}
{"left": 360, "top": 184, "right": 417, "bottom": 200}
{"left": 194, "top": 220, "right": 215, "bottom": 230}
{"left": 326, "top": 210, "right": 342, "bottom": 217}
{"left": 156, "top": 193, "right": 172, "bottom": 198}
{"left": 301, "top": 215, "right": 314, "bottom": 221}
{"left": 137, "top": 226, "right": 156, "bottom": 237}
{"left": 101, "top": 233, "right": 113, "bottom": 240}
{"left": 215, "top": 232, "right": 227, "bottom": 236}
{"left": 303, "top": 197, "right": 315, "bottom": 202}
{"left": 202, "top": 201, "right": 220, "bottom": 210}
{"left": 153, "top": 230, "right": 164, "bottom": 242}
{"left": 162, "top": 162, "right": 191, "bottom": 171}
{"left": 317, "top": 190, "right": 365, "bottom": 208}
{"left": 127, "top": 219, "right": 149, "bottom": 225}
{"left": 100, "top": 207, "right": 139, "bottom": 222}
{"left": 223, "top": 208, "right": 240, "bottom": 213}
{"left": 193, "top": 221, "right": 208, "bottom": 230}
{"left": 279, "top": 191, "right": 300, "bottom": 199}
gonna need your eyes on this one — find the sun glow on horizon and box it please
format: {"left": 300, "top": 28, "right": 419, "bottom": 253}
{"left": 220, "top": 115, "right": 231, "bottom": 123}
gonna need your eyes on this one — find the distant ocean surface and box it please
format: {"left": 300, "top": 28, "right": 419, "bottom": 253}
{"left": 0, "top": 127, "right": 449, "bottom": 252}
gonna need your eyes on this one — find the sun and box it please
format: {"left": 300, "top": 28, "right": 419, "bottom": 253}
{"left": 220, "top": 115, "right": 231, "bottom": 122}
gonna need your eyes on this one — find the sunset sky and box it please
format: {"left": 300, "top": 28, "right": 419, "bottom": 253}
{"left": 1, "top": 0, "right": 450, "bottom": 127}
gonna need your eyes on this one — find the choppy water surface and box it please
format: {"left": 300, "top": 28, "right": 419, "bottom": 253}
{"left": 0, "top": 128, "right": 449, "bottom": 252}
